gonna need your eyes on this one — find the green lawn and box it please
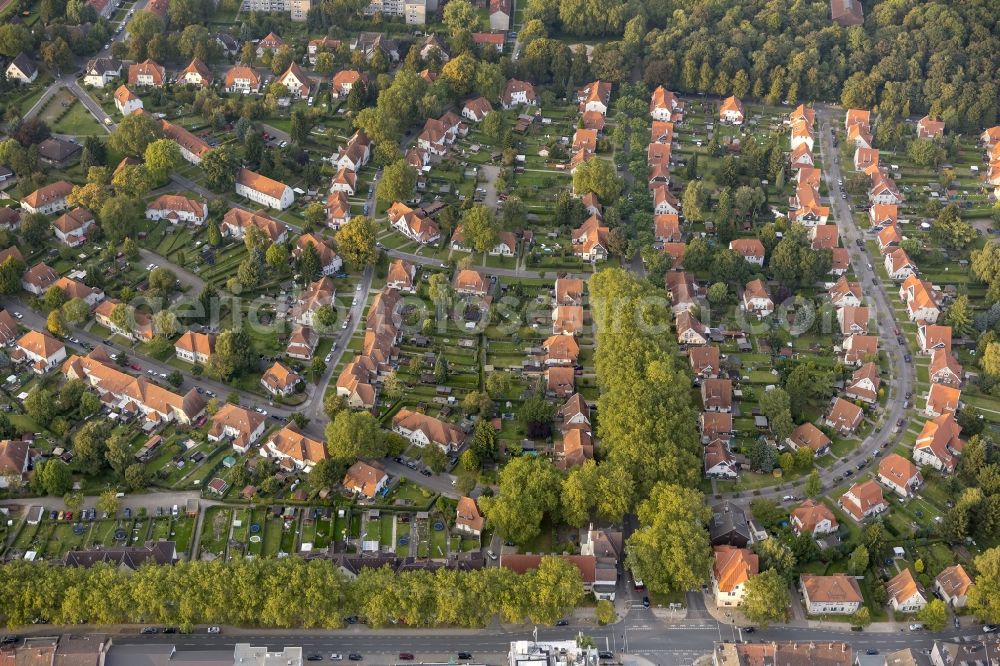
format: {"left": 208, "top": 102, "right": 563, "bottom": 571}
{"left": 51, "top": 100, "right": 106, "bottom": 136}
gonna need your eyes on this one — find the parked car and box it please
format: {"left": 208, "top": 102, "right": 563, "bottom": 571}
{"left": 909, "top": 623, "right": 924, "bottom": 631}
{"left": 642, "top": 596, "right": 650, "bottom": 608}
{"left": 598, "top": 652, "right": 614, "bottom": 660}
{"left": 207, "top": 626, "right": 220, "bottom": 634}
{"left": 984, "top": 625, "right": 1000, "bottom": 633}
{"left": 555, "top": 619, "right": 569, "bottom": 626}
{"left": 140, "top": 627, "right": 157, "bottom": 634}
{"left": 330, "top": 654, "right": 343, "bottom": 661}
{"left": 306, "top": 656, "right": 323, "bottom": 662}
{"left": 457, "top": 653, "right": 473, "bottom": 660}
{"left": 348, "top": 654, "right": 363, "bottom": 661}
{"left": 398, "top": 653, "right": 415, "bottom": 660}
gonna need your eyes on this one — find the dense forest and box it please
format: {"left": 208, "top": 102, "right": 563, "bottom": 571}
{"left": 521, "top": 0, "right": 999, "bottom": 132}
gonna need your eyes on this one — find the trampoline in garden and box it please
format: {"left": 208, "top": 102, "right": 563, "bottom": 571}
{"left": 250, "top": 523, "right": 261, "bottom": 534}
{"left": 398, "top": 536, "right": 409, "bottom": 546}
{"left": 432, "top": 521, "right": 445, "bottom": 531}
{"left": 72, "top": 525, "right": 86, "bottom": 535}
{"left": 114, "top": 529, "right": 127, "bottom": 540}
{"left": 249, "top": 535, "right": 261, "bottom": 543}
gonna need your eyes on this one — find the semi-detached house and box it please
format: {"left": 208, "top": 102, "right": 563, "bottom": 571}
{"left": 208, "top": 403, "right": 266, "bottom": 453}
{"left": 392, "top": 409, "right": 465, "bottom": 453}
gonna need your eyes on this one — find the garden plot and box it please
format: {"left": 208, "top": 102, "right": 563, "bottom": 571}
{"left": 198, "top": 507, "right": 233, "bottom": 560}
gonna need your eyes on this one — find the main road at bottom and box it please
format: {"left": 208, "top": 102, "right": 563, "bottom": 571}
{"left": 108, "top": 616, "right": 973, "bottom": 666}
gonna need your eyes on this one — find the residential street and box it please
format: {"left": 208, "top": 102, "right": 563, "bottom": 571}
{"left": 715, "top": 105, "right": 914, "bottom": 505}
{"left": 0, "top": 295, "right": 289, "bottom": 416}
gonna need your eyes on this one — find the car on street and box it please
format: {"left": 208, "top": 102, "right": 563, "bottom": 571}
{"left": 642, "top": 596, "right": 650, "bottom": 608}
{"left": 457, "top": 653, "right": 473, "bottom": 660}
{"left": 420, "top": 469, "right": 432, "bottom": 476}
{"left": 348, "top": 654, "right": 363, "bottom": 661}
{"left": 307, "top": 656, "right": 323, "bottom": 662}
{"left": 555, "top": 619, "right": 569, "bottom": 626}
{"left": 330, "top": 654, "right": 343, "bottom": 661}
{"left": 130, "top": 363, "right": 141, "bottom": 371}
{"left": 207, "top": 626, "right": 220, "bottom": 634}
{"left": 742, "top": 627, "right": 755, "bottom": 634}
{"left": 140, "top": 627, "right": 157, "bottom": 634}
{"left": 866, "top": 649, "right": 879, "bottom": 655}
{"left": 909, "top": 623, "right": 924, "bottom": 631}
{"left": 598, "top": 652, "right": 614, "bottom": 660}
{"left": 12, "top": 311, "right": 22, "bottom": 319}
{"left": 325, "top": 353, "right": 333, "bottom": 363}
{"left": 398, "top": 654, "right": 415, "bottom": 660}
{"left": 487, "top": 550, "right": 498, "bottom": 560}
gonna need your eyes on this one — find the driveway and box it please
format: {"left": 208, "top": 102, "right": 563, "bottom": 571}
{"left": 138, "top": 248, "right": 206, "bottom": 294}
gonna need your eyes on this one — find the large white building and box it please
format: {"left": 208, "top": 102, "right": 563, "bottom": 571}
{"left": 363, "top": 0, "right": 432, "bottom": 24}
{"left": 508, "top": 641, "right": 598, "bottom": 666}
{"left": 240, "top": 0, "right": 313, "bottom": 21}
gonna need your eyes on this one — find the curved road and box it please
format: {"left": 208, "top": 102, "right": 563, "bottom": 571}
{"left": 717, "top": 104, "right": 913, "bottom": 504}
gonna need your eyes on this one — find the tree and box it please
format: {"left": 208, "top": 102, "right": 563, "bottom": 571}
{"left": 931, "top": 205, "right": 976, "bottom": 250}
{"left": 970, "top": 547, "right": 1000, "bottom": 622}
{"left": 982, "top": 342, "right": 1000, "bottom": 380}
{"left": 758, "top": 387, "right": 793, "bottom": 440}
{"left": 46, "top": 310, "right": 67, "bottom": 337}
{"left": 167, "top": 370, "right": 184, "bottom": 388}
{"left": 209, "top": 328, "right": 255, "bottom": 380}
{"left": 73, "top": 421, "right": 112, "bottom": 475}
{"left": 99, "top": 197, "right": 140, "bottom": 244}
{"left": 441, "top": 53, "right": 477, "bottom": 96}
{"left": 471, "top": 418, "right": 498, "bottom": 463}
{"left": 626, "top": 483, "right": 712, "bottom": 595}
{"left": 800, "top": 469, "right": 822, "bottom": 499}
{"left": 325, "top": 410, "right": 383, "bottom": 463}
{"left": 109, "top": 113, "right": 163, "bottom": 156}
{"left": 0, "top": 256, "right": 25, "bottom": 293}
{"left": 324, "top": 392, "right": 346, "bottom": 420}
{"left": 335, "top": 216, "right": 378, "bottom": 268}
{"left": 62, "top": 298, "right": 91, "bottom": 326}
{"left": 442, "top": 0, "right": 478, "bottom": 37}
{"left": 848, "top": 545, "right": 869, "bottom": 575}
{"left": 259, "top": 243, "right": 287, "bottom": 273}
{"left": 850, "top": 607, "right": 871, "bottom": 627}
{"left": 946, "top": 294, "right": 973, "bottom": 334}
{"left": 105, "top": 431, "right": 133, "bottom": 475}
{"left": 682, "top": 181, "right": 706, "bottom": 222}
{"left": 39, "top": 460, "right": 72, "bottom": 496}
{"left": 916, "top": 599, "right": 948, "bottom": 631}
{"left": 63, "top": 492, "right": 84, "bottom": 514}
{"left": 480, "top": 456, "right": 561, "bottom": 544}
{"left": 303, "top": 202, "right": 326, "bottom": 230}
{"left": 572, "top": 157, "right": 621, "bottom": 203}
{"left": 530, "top": 556, "right": 585, "bottom": 624}
{"left": 143, "top": 139, "right": 181, "bottom": 183}
{"left": 24, "top": 389, "right": 58, "bottom": 428}
{"left": 753, "top": 537, "right": 796, "bottom": 578}
{"left": 124, "top": 464, "right": 148, "bottom": 491}
{"left": 201, "top": 146, "right": 239, "bottom": 191}
{"left": 518, "top": 395, "right": 554, "bottom": 439}
{"left": 862, "top": 522, "right": 888, "bottom": 562}
{"left": 376, "top": 159, "right": 417, "bottom": 204}
{"left": 0, "top": 24, "right": 32, "bottom": 57}
{"left": 462, "top": 205, "right": 500, "bottom": 254}
{"left": 97, "top": 490, "right": 120, "bottom": 515}
{"left": 421, "top": 445, "right": 448, "bottom": 473}
{"left": 595, "top": 599, "right": 615, "bottom": 625}
{"left": 20, "top": 214, "right": 50, "bottom": 248}
{"left": 741, "top": 570, "right": 788, "bottom": 627}
{"left": 290, "top": 109, "right": 309, "bottom": 146}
